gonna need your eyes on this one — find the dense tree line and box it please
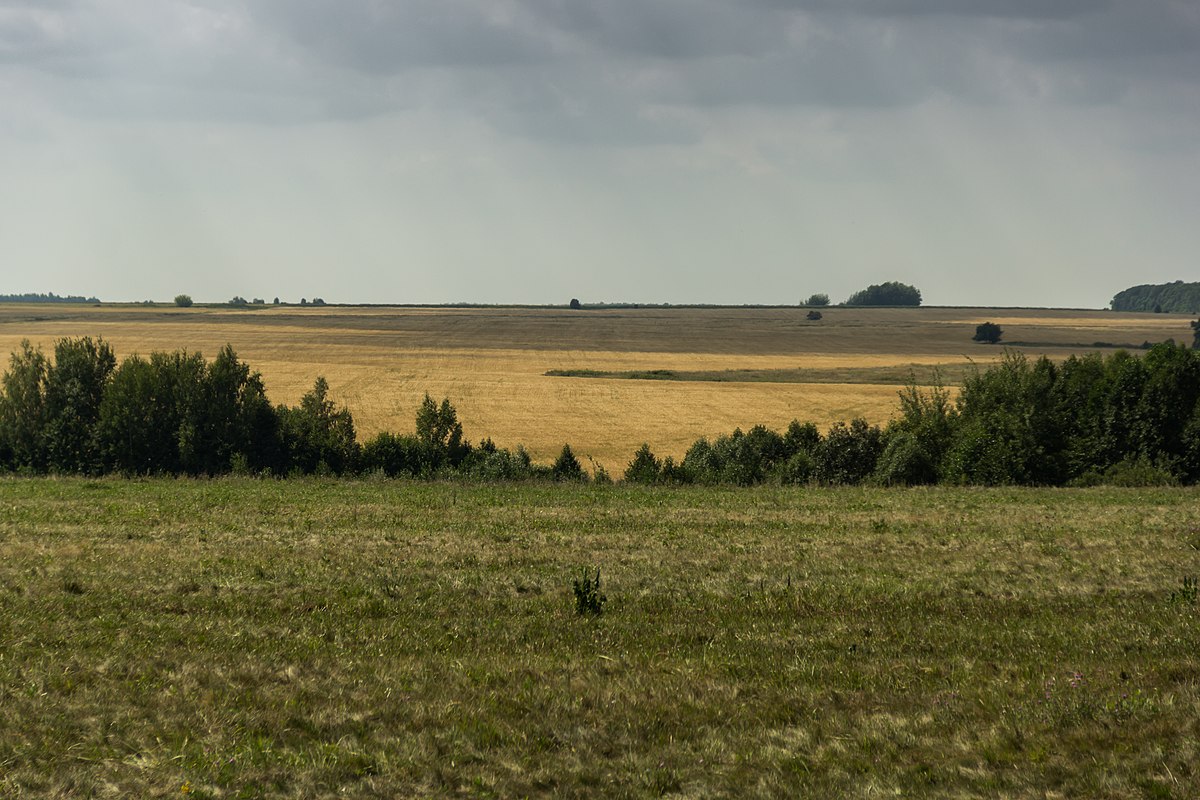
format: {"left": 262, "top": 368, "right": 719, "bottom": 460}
{"left": 0, "top": 293, "right": 99, "bottom": 304}
{"left": 1111, "top": 281, "right": 1200, "bottom": 314}
{"left": 3, "top": 338, "right": 1200, "bottom": 486}
{"left": 843, "top": 282, "right": 922, "bottom": 307}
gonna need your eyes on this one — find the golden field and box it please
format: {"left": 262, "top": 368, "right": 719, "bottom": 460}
{"left": 0, "top": 303, "right": 1192, "bottom": 468}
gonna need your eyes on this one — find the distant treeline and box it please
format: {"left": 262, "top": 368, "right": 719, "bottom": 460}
{"left": 1111, "top": 281, "right": 1200, "bottom": 314}
{"left": 3, "top": 337, "right": 1200, "bottom": 486}
{"left": 0, "top": 293, "right": 99, "bottom": 304}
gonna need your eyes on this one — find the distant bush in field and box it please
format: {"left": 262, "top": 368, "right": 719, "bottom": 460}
{"left": 973, "top": 322, "right": 1003, "bottom": 344}
{"left": 804, "top": 293, "right": 830, "bottom": 307}
{"left": 806, "top": 310, "right": 823, "bottom": 321}
{"left": 174, "top": 294, "right": 193, "bottom": 307}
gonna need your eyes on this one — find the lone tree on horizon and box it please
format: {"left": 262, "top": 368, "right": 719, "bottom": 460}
{"left": 973, "top": 322, "right": 1003, "bottom": 344}
{"left": 174, "top": 294, "right": 193, "bottom": 308}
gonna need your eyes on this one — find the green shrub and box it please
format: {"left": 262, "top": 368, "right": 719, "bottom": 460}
{"left": 973, "top": 322, "right": 1003, "bottom": 344}
{"left": 572, "top": 568, "right": 607, "bottom": 616}
{"left": 624, "top": 443, "right": 662, "bottom": 484}
{"left": 814, "top": 419, "right": 883, "bottom": 484}
{"left": 779, "top": 450, "right": 815, "bottom": 485}
{"left": 873, "top": 431, "right": 936, "bottom": 486}
{"left": 551, "top": 444, "right": 586, "bottom": 481}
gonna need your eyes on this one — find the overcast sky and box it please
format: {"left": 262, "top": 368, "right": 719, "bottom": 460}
{"left": 1, "top": 1, "right": 1197, "bottom": 307}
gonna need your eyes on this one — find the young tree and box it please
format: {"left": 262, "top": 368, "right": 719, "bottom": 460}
{"left": 551, "top": 443, "right": 585, "bottom": 481}
{"left": 569, "top": 298, "right": 582, "bottom": 309}
{"left": 42, "top": 337, "right": 116, "bottom": 473}
{"left": 279, "top": 377, "right": 358, "bottom": 474}
{"left": 624, "top": 443, "right": 662, "bottom": 484}
{"left": 415, "top": 394, "right": 467, "bottom": 467}
{"left": 804, "top": 293, "right": 830, "bottom": 307}
{"left": 0, "top": 340, "right": 49, "bottom": 470}
{"left": 174, "top": 294, "right": 193, "bottom": 307}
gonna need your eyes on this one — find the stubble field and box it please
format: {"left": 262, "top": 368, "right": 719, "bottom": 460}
{"left": 0, "top": 303, "right": 1191, "bottom": 468}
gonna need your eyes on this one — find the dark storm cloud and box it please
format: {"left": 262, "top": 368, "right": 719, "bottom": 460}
{"left": 2, "top": 0, "right": 1198, "bottom": 135}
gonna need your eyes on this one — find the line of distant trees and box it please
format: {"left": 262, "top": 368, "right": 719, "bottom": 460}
{"left": 803, "top": 282, "right": 922, "bottom": 308}
{"left": 3, "top": 338, "right": 1200, "bottom": 486}
{"left": 1111, "top": 281, "right": 1200, "bottom": 314}
{"left": 0, "top": 293, "right": 99, "bottom": 304}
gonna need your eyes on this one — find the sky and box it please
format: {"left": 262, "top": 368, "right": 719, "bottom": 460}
{"left": 1, "top": 1, "right": 1198, "bottom": 307}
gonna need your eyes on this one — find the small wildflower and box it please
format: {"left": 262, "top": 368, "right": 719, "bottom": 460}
{"left": 181, "top": 781, "right": 192, "bottom": 795}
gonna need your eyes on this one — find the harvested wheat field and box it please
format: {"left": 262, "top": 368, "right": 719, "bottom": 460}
{"left": 0, "top": 303, "right": 1192, "bottom": 467}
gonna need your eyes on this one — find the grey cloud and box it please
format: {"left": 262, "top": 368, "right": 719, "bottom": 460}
{"left": 524, "top": 0, "right": 790, "bottom": 59}
{"left": 249, "top": 0, "right": 559, "bottom": 73}
{"left": 2, "top": 0, "right": 1197, "bottom": 143}
{"left": 791, "top": 0, "right": 1108, "bottom": 20}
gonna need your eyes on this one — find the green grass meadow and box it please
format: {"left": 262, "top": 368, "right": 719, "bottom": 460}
{"left": 1, "top": 478, "right": 1198, "bottom": 797}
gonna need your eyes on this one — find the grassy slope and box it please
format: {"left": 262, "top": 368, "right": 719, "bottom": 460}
{"left": 1, "top": 478, "right": 1198, "bottom": 798}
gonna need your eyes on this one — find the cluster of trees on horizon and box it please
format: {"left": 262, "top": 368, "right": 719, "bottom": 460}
{"left": 13, "top": 280, "right": 1200, "bottom": 314}
{"left": 0, "top": 293, "right": 99, "bottom": 304}
{"left": 1111, "top": 281, "right": 1200, "bottom": 314}
{"left": 4, "top": 337, "right": 1200, "bottom": 487}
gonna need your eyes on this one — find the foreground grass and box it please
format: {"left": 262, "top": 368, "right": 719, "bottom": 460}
{"left": 0, "top": 479, "right": 1197, "bottom": 798}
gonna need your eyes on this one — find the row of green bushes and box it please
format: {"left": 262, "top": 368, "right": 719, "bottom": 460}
{"left": 2, "top": 337, "right": 1200, "bottom": 486}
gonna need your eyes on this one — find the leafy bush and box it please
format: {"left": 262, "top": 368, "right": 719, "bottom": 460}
{"left": 174, "top": 294, "right": 193, "bottom": 308}
{"left": 459, "top": 444, "right": 535, "bottom": 481}
{"left": 779, "top": 450, "right": 816, "bottom": 485}
{"left": 814, "top": 419, "right": 884, "bottom": 484}
{"left": 873, "top": 431, "right": 936, "bottom": 486}
{"left": 361, "top": 432, "right": 430, "bottom": 477}
{"left": 973, "top": 322, "right": 1003, "bottom": 344}
{"left": 804, "top": 293, "right": 830, "bottom": 307}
